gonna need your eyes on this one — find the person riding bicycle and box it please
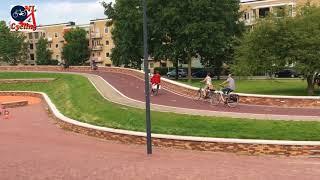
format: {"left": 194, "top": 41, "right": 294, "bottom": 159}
{"left": 151, "top": 71, "right": 161, "bottom": 94}
{"left": 220, "top": 74, "right": 235, "bottom": 95}
{"left": 91, "top": 59, "right": 98, "bottom": 70}
{"left": 200, "top": 72, "right": 214, "bottom": 98}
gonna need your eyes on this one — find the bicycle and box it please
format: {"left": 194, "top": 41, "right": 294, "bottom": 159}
{"left": 13, "top": 9, "right": 26, "bottom": 18}
{"left": 210, "top": 85, "right": 239, "bottom": 108}
{"left": 151, "top": 83, "right": 161, "bottom": 96}
{"left": 194, "top": 86, "right": 215, "bottom": 103}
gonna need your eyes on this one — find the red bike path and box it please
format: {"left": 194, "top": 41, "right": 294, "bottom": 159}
{"left": 1, "top": 103, "right": 320, "bottom": 179}
{"left": 93, "top": 71, "right": 320, "bottom": 117}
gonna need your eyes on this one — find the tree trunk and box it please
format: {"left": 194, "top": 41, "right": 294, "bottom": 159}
{"left": 307, "top": 75, "right": 315, "bottom": 96}
{"left": 187, "top": 53, "right": 192, "bottom": 83}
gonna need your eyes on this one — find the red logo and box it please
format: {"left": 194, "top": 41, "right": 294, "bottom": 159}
{"left": 10, "top": 5, "right": 37, "bottom": 32}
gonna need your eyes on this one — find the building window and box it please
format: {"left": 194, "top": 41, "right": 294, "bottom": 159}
{"left": 259, "top": 7, "right": 270, "bottom": 18}
{"left": 29, "top": 43, "right": 33, "bottom": 50}
{"left": 42, "top": 32, "right": 46, "bottom": 37}
{"left": 93, "top": 53, "right": 95, "bottom": 57}
{"left": 28, "top": 33, "right": 33, "bottom": 39}
{"left": 105, "top": 41, "right": 109, "bottom": 45}
{"left": 97, "top": 52, "right": 100, "bottom": 56}
{"left": 244, "top": 12, "right": 250, "bottom": 20}
{"left": 106, "top": 52, "right": 110, "bottom": 57}
{"left": 30, "top": 54, "right": 35, "bottom": 60}
{"left": 104, "top": 27, "right": 108, "bottom": 33}
{"left": 150, "top": 62, "right": 154, "bottom": 68}
{"left": 48, "top": 43, "right": 51, "bottom": 48}
{"left": 56, "top": 44, "right": 58, "bottom": 48}
{"left": 55, "top": 33, "right": 59, "bottom": 38}
{"left": 34, "top": 32, "right": 39, "bottom": 39}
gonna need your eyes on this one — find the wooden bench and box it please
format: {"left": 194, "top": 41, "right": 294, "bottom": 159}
{"left": 1, "top": 100, "right": 28, "bottom": 108}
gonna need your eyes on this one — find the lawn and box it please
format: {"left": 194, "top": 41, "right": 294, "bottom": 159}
{"left": 177, "top": 79, "right": 320, "bottom": 96}
{"left": 1, "top": 72, "right": 320, "bottom": 141}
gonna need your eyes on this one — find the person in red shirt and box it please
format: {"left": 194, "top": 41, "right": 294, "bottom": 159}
{"left": 151, "top": 71, "right": 161, "bottom": 94}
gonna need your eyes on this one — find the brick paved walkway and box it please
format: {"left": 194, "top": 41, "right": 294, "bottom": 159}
{"left": 1, "top": 103, "right": 320, "bottom": 180}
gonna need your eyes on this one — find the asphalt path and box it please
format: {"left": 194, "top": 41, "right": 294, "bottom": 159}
{"left": 94, "top": 71, "right": 320, "bottom": 117}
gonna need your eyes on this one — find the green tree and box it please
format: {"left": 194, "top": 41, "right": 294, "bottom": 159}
{"left": 0, "top": 21, "right": 27, "bottom": 65}
{"left": 62, "top": 27, "right": 90, "bottom": 66}
{"left": 36, "top": 37, "right": 53, "bottom": 65}
{"left": 103, "top": 0, "right": 243, "bottom": 78}
{"left": 234, "top": 5, "right": 320, "bottom": 95}
{"left": 148, "top": 0, "right": 244, "bottom": 81}
{"left": 103, "top": 0, "right": 143, "bottom": 69}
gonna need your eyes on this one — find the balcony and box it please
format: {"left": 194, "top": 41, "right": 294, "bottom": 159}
{"left": 92, "top": 45, "right": 103, "bottom": 51}
{"left": 47, "top": 37, "right": 52, "bottom": 42}
{"left": 91, "top": 32, "right": 102, "bottom": 39}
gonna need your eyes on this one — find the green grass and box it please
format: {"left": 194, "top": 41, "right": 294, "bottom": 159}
{"left": 177, "top": 79, "right": 320, "bottom": 96}
{"left": 1, "top": 72, "right": 320, "bottom": 141}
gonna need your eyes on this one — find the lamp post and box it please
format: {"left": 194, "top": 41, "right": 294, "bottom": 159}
{"left": 142, "top": 0, "right": 152, "bottom": 155}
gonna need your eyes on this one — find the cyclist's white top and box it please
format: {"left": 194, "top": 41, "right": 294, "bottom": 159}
{"left": 226, "top": 77, "right": 235, "bottom": 90}
{"left": 204, "top": 76, "right": 212, "bottom": 86}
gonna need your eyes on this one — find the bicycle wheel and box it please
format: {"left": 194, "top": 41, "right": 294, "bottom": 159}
{"left": 193, "top": 88, "right": 202, "bottom": 101}
{"left": 153, "top": 85, "right": 159, "bottom": 96}
{"left": 226, "top": 94, "right": 239, "bottom": 108}
{"left": 210, "top": 92, "right": 220, "bottom": 106}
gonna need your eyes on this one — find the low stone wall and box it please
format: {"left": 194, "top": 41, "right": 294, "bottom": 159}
{"left": 0, "top": 65, "right": 320, "bottom": 108}
{"left": 1, "top": 100, "right": 28, "bottom": 108}
{"left": 1, "top": 91, "right": 320, "bottom": 156}
{"left": 240, "top": 95, "right": 320, "bottom": 108}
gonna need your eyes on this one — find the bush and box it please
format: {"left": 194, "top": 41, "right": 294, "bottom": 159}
{"left": 49, "top": 59, "right": 59, "bottom": 65}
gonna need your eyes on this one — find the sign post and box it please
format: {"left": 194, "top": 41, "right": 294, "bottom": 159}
{"left": 142, "top": 0, "right": 152, "bottom": 155}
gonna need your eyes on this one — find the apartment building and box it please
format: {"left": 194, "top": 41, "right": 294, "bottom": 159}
{"left": 240, "top": 0, "right": 296, "bottom": 26}
{"left": 240, "top": 0, "right": 319, "bottom": 26}
{"left": 24, "top": 19, "right": 113, "bottom": 66}
{"left": 89, "top": 18, "right": 114, "bottom": 66}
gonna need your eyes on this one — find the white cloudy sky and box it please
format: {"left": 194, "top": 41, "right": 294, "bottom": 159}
{"left": 1, "top": 0, "right": 115, "bottom": 25}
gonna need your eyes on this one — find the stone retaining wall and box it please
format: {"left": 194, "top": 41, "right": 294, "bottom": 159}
{"left": 1, "top": 100, "right": 28, "bottom": 108}
{"left": 1, "top": 91, "right": 320, "bottom": 156}
{"left": 0, "top": 66, "right": 320, "bottom": 108}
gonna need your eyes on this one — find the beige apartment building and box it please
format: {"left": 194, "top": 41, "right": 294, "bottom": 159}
{"left": 89, "top": 19, "right": 114, "bottom": 66}
{"left": 241, "top": 0, "right": 319, "bottom": 26}
{"left": 24, "top": 19, "right": 113, "bottom": 66}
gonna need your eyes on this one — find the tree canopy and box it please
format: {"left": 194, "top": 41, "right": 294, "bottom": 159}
{"left": 103, "top": 0, "right": 244, "bottom": 79}
{"left": 233, "top": 4, "right": 320, "bottom": 95}
{"left": 62, "top": 27, "right": 90, "bottom": 66}
{"left": 0, "top": 21, "right": 27, "bottom": 65}
{"left": 103, "top": 0, "right": 143, "bottom": 69}
{"left": 36, "top": 37, "right": 54, "bottom": 65}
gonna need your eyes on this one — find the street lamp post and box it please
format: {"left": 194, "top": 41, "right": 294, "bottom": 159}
{"left": 142, "top": 0, "right": 152, "bottom": 155}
